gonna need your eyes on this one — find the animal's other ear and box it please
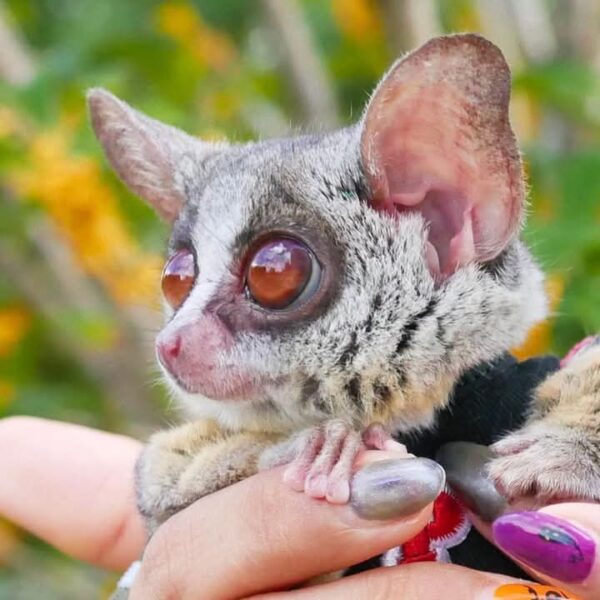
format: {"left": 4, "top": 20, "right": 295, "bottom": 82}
{"left": 88, "top": 88, "right": 224, "bottom": 222}
{"left": 360, "top": 34, "right": 524, "bottom": 278}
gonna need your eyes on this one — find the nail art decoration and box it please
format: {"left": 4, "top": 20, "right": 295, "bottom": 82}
{"left": 538, "top": 525, "right": 584, "bottom": 564}
{"left": 493, "top": 512, "right": 595, "bottom": 584}
{"left": 493, "top": 583, "right": 582, "bottom": 599}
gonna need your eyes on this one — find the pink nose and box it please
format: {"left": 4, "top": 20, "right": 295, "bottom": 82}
{"left": 154, "top": 316, "right": 237, "bottom": 397}
{"left": 157, "top": 334, "right": 181, "bottom": 368}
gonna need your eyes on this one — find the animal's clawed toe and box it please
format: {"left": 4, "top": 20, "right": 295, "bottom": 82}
{"left": 283, "top": 419, "right": 361, "bottom": 503}
{"left": 489, "top": 423, "right": 600, "bottom": 505}
{"left": 282, "top": 421, "right": 402, "bottom": 504}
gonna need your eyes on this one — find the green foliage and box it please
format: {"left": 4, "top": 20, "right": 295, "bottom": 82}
{"left": 0, "top": 0, "right": 599, "bottom": 597}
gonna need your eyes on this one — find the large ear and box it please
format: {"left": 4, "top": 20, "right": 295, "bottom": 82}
{"left": 87, "top": 88, "right": 223, "bottom": 222}
{"left": 361, "top": 34, "right": 524, "bottom": 278}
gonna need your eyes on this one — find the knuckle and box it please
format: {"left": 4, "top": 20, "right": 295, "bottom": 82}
{"left": 135, "top": 521, "right": 185, "bottom": 600}
{"left": 325, "top": 418, "right": 349, "bottom": 436}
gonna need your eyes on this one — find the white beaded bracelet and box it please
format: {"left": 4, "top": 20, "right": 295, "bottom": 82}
{"left": 109, "top": 561, "right": 141, "bottom": 600}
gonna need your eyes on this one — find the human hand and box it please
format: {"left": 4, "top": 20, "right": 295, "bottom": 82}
{"left": 0, "top": 417, "right": 584, "bottom": 599}
{"left": 440, "top": 442, "right": 600, "bottom": 600}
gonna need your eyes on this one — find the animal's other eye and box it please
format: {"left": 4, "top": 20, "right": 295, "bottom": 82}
{"left": 162, "top": 249, "right": 196, "bottom": 310}
{"left": 246, "top": 237, "right": 320, "bottom": 310}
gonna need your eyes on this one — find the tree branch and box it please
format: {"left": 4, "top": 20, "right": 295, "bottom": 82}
{"left": 259, "top": 0, "right": 339, "bottom": 129}
{"left": 508, "top": 0, "right": 557, "bottom": 63}
{"left": 0, "top": 2, "right": 36, "bottom": 86}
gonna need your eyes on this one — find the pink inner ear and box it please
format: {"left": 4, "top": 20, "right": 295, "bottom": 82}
{"left": 373, "top": 86, "right": 481, "bottom": 277}
{"left": 361, "top": 35, "right": 523, "bottom": 279}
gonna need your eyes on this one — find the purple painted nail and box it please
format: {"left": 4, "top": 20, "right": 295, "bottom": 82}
{"left": 493, "top": 511, "right": 596, "bottom": 583}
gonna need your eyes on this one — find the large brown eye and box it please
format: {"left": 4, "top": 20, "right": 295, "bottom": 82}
{"left": 162, "top": 249, "right": 196, "bottom": 310}
{"left": 246, "top": 238, "right": 318, "bottom": 310}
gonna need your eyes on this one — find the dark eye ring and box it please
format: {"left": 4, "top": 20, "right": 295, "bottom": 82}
{"left": 245, "top": 237, "right": 321, "bottom": 310}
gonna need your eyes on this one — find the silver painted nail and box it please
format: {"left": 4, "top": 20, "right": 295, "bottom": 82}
{"left": 436, "top": 442, "right": 506, "bottom": 522}
{"left": 350, "top": 457, "right": 445, "bottom": 520}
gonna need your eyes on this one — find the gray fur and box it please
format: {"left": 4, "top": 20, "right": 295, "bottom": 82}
{"left": 90, "top": 35, "right": 570, "bottom": 537}
{"left": 89, "top": 52, "right": 547, "bottom": 437}
{"left": 489, "top": 345, "right": 600, "bottom": 503}
{"left": 126, "top": 120, "right": 545, "bottom": 434}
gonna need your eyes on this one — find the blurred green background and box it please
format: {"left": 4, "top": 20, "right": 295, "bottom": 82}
{"left": 0, "top": 0, "right": 599, "bottom": 597}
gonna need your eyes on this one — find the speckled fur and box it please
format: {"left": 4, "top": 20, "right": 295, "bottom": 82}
{"left": 88, "top": 34, "right": 584, "bottom": 534}
{"left": 136, "top": 420, "right": 282, "bottom": 532}
{"left": 490, "top": 344, "right": 600, "bottom": 504}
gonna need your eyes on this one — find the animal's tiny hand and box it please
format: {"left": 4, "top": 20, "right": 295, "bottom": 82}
{"left": 136, "top": 420, "right": 281, "bottom": 531}
{"left": 259, "top": 421, "right": 407, "bottom": 504}
{"left": 489, "top": 336, "right": 600, "bottom": 505}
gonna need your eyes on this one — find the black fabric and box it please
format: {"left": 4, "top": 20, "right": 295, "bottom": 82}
{"left": 347, "top": 352, "right": 561, "bottom": 577}
{"left": 402, "top": 353, "right": 561, "bottom": 454}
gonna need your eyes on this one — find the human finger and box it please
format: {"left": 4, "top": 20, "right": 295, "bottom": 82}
{"left": 437, "top": 441, "right": 600, "bottom": 598}
{"left": 253, "top": 561, "right": 581, "bottom": 600}
{"left": 130, "top": 455, "right": 444, "bottom": 600}
{"left": 492, "top": 504, "right": 600, "bottom": 600}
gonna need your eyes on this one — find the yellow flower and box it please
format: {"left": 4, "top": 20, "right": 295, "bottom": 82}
{"left": 155, "top": 1, "right": 236, "bottom": 72}
{"left": 512, "top": 274, "right": 564, "bottom": 360}
{"left": 11, "top": 126, "right": 162, "bottom": 307}
{"left": 332, "top": 0, "right": 382, "bottom": 42}
{"left": 0, "top": 306, "right": 31, "bottom": 358}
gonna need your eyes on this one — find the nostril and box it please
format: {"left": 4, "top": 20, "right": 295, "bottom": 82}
{"left": 159, "top": 335, "right": 182, "bottom": 362}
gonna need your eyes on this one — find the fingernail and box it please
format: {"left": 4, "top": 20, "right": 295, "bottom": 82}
{"left": 436, "top": 442, "right": 506, "bottom": 522}
{"left": 491, "top": 583, "right": 582, "bottom": 599}
{"left": 493, "top": 512, "right": 596, "bottom": 584}
{"left": 350, "top": 457, "right": 445, "bottom": 520}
